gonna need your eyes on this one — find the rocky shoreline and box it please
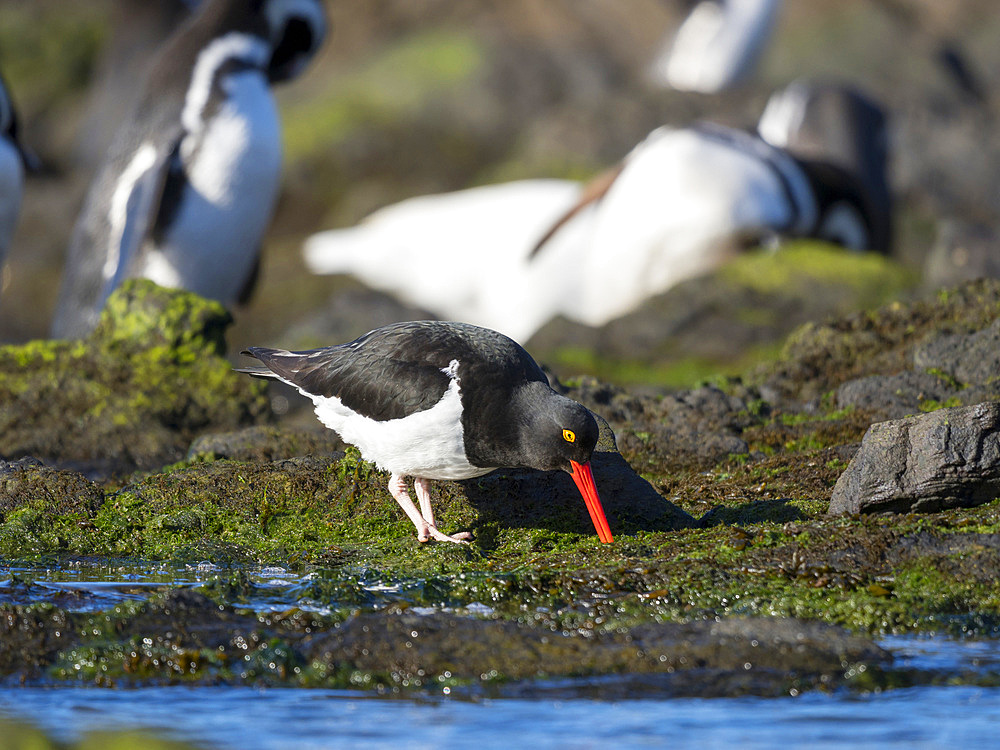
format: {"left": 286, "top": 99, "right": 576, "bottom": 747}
{"left": 2, "top": 278, "right": 1000, "bottom": 694}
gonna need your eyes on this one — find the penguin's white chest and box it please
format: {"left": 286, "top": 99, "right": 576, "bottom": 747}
{"left": 143, "top": 71, "right": 282, "bottom": 303}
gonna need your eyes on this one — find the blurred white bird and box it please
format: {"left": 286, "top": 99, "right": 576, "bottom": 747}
{"left": 305, "top": 82, "right": 890, "bottom": 342}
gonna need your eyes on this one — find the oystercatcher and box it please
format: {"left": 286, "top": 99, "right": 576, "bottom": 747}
{"left": 236, "top": 321, "right": 614, "bottom": 545}
{"left": 303, "top": 81, "right": 890, "bottom": 341}
{"left": 51, "top": 0, "right": 327, "bottom": 339}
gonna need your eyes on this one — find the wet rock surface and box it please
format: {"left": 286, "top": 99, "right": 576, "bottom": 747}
{"left": 829, "top": 402, "right": 1000, "bottom": 516}
{"left": 0, "top": 587, "right": 889, "bottom": 697}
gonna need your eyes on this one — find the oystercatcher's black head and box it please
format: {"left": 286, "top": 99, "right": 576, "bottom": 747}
{"left": 521, "top": 390, "right": 599, "bottom": 472}
{"left": 512, "top": 384, "right": 612, "bottom": 543}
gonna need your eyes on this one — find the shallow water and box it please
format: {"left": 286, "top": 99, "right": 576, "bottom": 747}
{"left": 2, "top": 561, "right": 1000, "bottom": 748}
{"left": 2, "top": 680, "right": 999, "bottom": 749}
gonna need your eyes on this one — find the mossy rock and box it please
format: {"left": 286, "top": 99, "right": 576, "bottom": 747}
{"left": 0, "top": 281, "right": 270, "bottom": 477}
{"left": 758, "top": 277, "right": 1000, "bottom": 403}
{"left": 0, "top": 421, "right": 694, "bottom": 564}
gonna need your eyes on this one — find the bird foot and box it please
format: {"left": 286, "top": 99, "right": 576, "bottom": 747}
{"left": 418, "top": 526, "right": 473, "bottom": 544}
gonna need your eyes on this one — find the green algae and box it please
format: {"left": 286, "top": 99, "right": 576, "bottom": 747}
{"left": 5, "top": 447, "right": 1000, "bottom": 637}
{"left": 0, "top": 718, "right": 199, "bottom": 750}
{"left": 720, "top": 242, "right": 916, "bottom": 309}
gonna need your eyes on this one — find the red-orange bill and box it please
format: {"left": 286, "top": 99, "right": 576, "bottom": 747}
{"left": 570, "top": 460, "right": 613, "bottom": 543}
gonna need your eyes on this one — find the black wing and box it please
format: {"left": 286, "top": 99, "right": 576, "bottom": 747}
{"left": 241, "top": 321, "right": 548, "bottom": 422}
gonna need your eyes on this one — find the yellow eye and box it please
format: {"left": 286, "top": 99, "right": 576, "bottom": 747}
{"left": 562, "top": 429, "right": 576, "bottom": 443}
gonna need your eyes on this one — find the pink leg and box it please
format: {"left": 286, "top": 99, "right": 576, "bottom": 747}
{"left": 387, "top": 474, "right": 470, "bottom": 544}
{"left": 414, "top": 477, "right": 472, "bottom": 543}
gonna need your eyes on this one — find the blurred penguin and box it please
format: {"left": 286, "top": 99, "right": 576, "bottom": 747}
{"left": 757, "top": 79, "right": 892, "bottom": 254}
{"left": 51, "top": 0, "right": 327, "bottom": 339}
{"left": 304, "top": 81, "right": 892, "bottom": 341}
{"left": 75, "top": 0, "right": 199, "bottom": 170}
{"left": 649, "top": 0, "right": 781, "bottom": 93}
{"left": 0, "top": 73, "right": 37, "bottom": 279}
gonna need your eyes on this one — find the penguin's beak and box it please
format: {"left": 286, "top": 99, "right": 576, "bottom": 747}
{"left": 570, "top": 460, "right": 613, "bottom": 543}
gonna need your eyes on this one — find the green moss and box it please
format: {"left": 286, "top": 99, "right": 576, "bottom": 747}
{"left": 919, "top": 396, "right": 963, "bottom": 412}
{"left": 720, "top": 242, "right": 916, "bottom": 307}
{"left": 547, "top": 341, "right": 785, "bottom": 389}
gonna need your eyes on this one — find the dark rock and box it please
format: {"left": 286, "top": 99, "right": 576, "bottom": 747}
{"left": 188, "top": 426, "right": 345, "bottom": 463}
{"left": 836, "top": 370, "right": 958, "bottom": 419}
{"left": 829, "top": 402, "right": 1000, "bottom": 515}
{"left": 302, "top": 609, "right": 888, "bottom": 697}
{"left": 755, "top": 278, "right": 1000, "bottom": 403}
{"left": 886, "top": 530, "right": 1000, "bottom": 584}
{"left": 923, "top": 220, "right": 1000, "bottom": 291}
{"left": 566, "top": 380, "right": 751, "bottom": 469}
{"left": 0, "top": 585, "right": 888, "bottom": 696}
{"left": 0, "top": 603, "right": 76, "bottom": 677}
{"left": 655, "top": 387, "right": 750, "bottom": 463}
{"left": 913, "top": 318, "right": 1000, "bottom": 387}
{"left": 0, "top": 457, "right": 43, "bottom": 473}
{"left": 956, "top": 384, "right": 1000, "bottom": 409}
{"left": 463, "top": 416, "right": 696, "bottom": 536}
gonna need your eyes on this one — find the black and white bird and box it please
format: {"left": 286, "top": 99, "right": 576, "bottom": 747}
{"left": 756, "top": 78, "right": 893, "bottom": 256}
{"left": 236, "top": 321, "right": 615, "bottom": 545}
{"left": 0, "top": 73, "right": 35, "bottom": 274}
{"left": 304, "top": 81, "right": 891, "bottom": 341}
{"left": 51, "top": 0, "right": 327, "bottom": 339}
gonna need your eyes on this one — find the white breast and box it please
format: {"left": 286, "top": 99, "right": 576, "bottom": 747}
{"left": 304, "top": 364, "right": 493, "bottom": 481}
{"left": 140, "top": 70, "right": 282, "bottom": 303}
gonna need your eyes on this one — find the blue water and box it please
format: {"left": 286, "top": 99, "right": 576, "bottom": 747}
{"left": 3, "top": 563, "right": 1000, "bottom": 748}
{"left": 1, "top": 682, "right": 999, "bottom": 749}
